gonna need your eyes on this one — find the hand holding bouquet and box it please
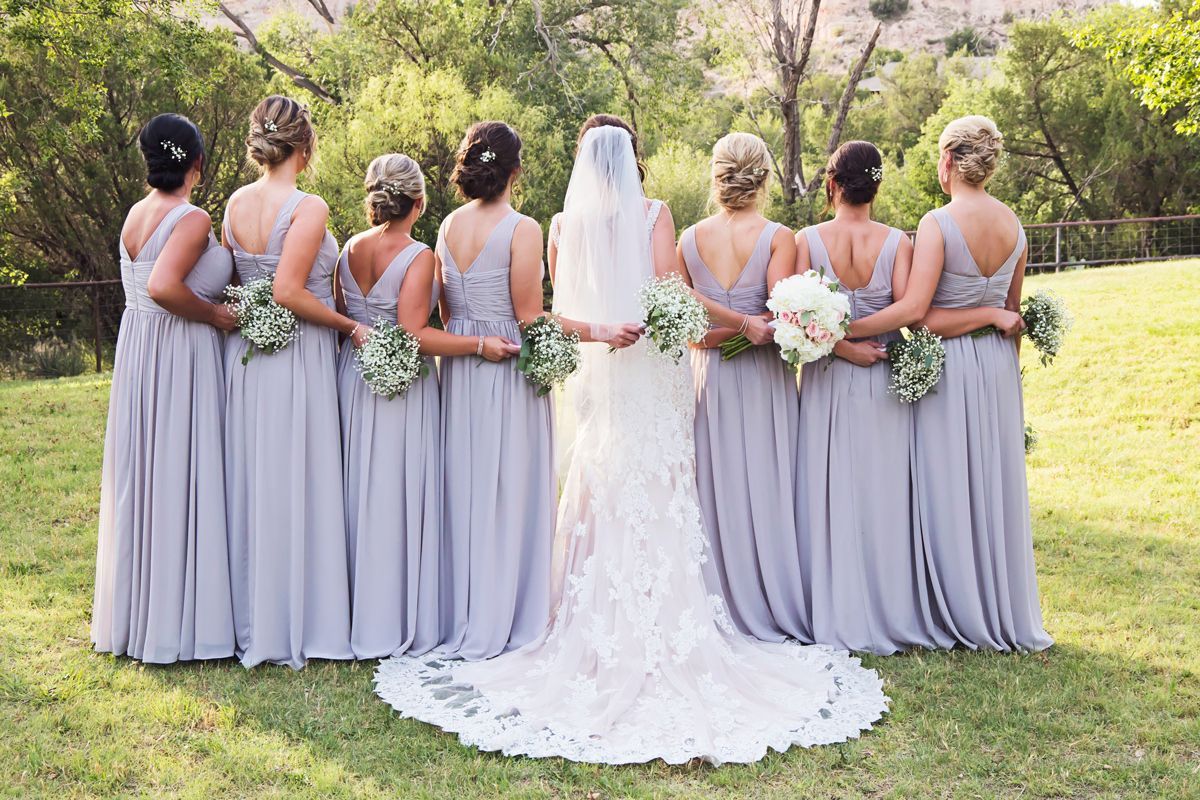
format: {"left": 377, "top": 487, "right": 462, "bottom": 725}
{"left": 886, "top": 327, "right": 946, "bottom": 403}
{"left": 760, "top": 270, "right": 852, "bottom": 367}
{"left": 354, "top": 318, "right": 427, "bottom": 399}
{"left": 225, "top": 275, "right": 299, "bottom": 365}
{"left": 972, "top": 289, "right": 1072, "bottom": 366}
{"left": 628, "top": 273, "right": 709, "bottom": 363}
{"left": 518, "top": 315, "right": 581, "bottom": 396}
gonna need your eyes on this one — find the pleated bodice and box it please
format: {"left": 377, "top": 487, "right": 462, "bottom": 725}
{"left": 438, "top": 210, "right": 528, "bottom": 324}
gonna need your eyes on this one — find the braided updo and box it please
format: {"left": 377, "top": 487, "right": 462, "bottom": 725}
{"left": 137, "top": 113, "right": 205, "bottom": 191}
{"left": 364, "top": 153, "right": 424, "bottom": 225}
{"left": 938, "top": 115, "right": 1003, "bottom": 185}
{"left": 825, "top": 140, "right": 883, "bottom": 207}
{"left": 450, "top": 121, "right": 522, "bottom": 202}
{"left": 246, "top": 95, "right": 315, "bottom": 170}
{"left": 710, "top": 133, "right": 770, "bottom": 211}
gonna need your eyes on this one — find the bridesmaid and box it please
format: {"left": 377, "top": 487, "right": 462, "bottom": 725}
{"left": 794, "top": 140, "right": 952, "bottom": 654}
{"left": 223, "top": 96, "right": 354, "bottom": 668}
{"left": 434, "top": 121, "right": 554, "bottom": 660}
{"left": 677, "top": 132, "right": 812, "bottom": 643}
{"left": 847, "top": 117, "right": 1053, "bottom": 651}
{"left": 93, "top": 113, "right": 237, "bottom": 663}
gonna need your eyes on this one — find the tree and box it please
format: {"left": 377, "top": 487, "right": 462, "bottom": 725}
{"left": 1075, "top": 0, "right": 1200, "bottom": 136}
{"left": 716, "top": 0, "right": 880, "bottom": 223}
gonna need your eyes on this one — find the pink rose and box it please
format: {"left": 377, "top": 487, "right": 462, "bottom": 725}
{"left": 805, "top": 321, "right": 822, "bottom": 339}
{"left": 779, "top": 311, "right": 796, "bottom": 325}
{"left": 818, "top": 328, "right": 833, "bottom": 343}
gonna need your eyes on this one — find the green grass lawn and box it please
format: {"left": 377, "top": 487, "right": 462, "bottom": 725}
{"left": 2, "top": 260, "right": 1198, "bottom": 799}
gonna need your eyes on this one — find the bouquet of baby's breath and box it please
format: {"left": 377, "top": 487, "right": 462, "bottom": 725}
{"left": 1020, "top": 289, "right": 1072, "bottom": 366}
{"left": 1024, "top": 422, "right": 1039, "bottom": 454}
{"left": 628, "top": 273, "right": 709, "bottom": 363}
{"left": 886, "top": 327, "right": 946, "bottom": 403}
{"left": 517, "top": 315, "right": 581, "bottom": 397}
{"left": 225, "top": 275, "right": 299, "bottom": 365}
{"left": 354, "top": 318, "right": 427, "bottom": 399}
{"left": 971, "top": 289, "right": 1072, "bottom": 366}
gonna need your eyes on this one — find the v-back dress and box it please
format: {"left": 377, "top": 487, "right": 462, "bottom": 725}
{"left": 433, "top": 209, "right": 556, "bottom": 660}
{"left": 93, "top": 202, "right": 236, "bottom": 663}
{"left": 336, "top": 240, "right": 441, "bottom": 659}
{"left": 913, "top": 207, "right": 1053, "bottom": 652}
{"left": 681, "top": 221, "right": 812, "bottom": 643}
{"left": 223, "top": 188, "right": 352, "bottom": 669}
{"left": 796, "top": 226, "right": 953, "bottom": 654}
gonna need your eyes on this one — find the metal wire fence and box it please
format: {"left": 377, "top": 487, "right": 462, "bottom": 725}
{"left": 2, "top": 214, "right": 1198, "bottom": 377}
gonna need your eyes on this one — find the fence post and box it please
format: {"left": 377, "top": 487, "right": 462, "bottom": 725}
{"left": 91, "top": 283, "right": 103, "bottom": 372}
{"left": 1054, "top": 226, "right": 1062, "bottom": 272}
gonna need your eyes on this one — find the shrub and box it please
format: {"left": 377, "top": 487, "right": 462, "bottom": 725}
{"left": 945, "top": 27, "right": 995, "bottom": 56}
{"left": 22, "top": 338, "right": 90, "bottom": 379}
{"left": 869, "top": 0, "right": 910, "bottom": 21}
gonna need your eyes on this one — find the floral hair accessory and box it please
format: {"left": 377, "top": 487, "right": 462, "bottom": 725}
{"left": 478, "top": 149, "right": 496, "bottom": 164}
{"left": 379, "top": 181, "right": 408, "bottom": 198}
{"left": 263, "top": 119, "right": 279, "bottom": 133}
{"left": 160, "top": 139, "right": 187, "bottom": 163}
{"left": 867, "top": 165, "right": 884, "bottom": 182}
{"left": 750, "top": 166, "right": 768, "bottom": 178}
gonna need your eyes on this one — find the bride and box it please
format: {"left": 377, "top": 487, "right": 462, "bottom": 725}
{"left": 375, "top": 124, "right": 888, "bottom": 765}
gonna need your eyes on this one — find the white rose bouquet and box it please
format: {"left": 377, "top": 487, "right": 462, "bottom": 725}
{"left": 225, "top": 275, "right": 299, "bottom": 365}
{"left": 763, "top": 270, "right": 852, "bottom": 367}
{"left": 627, "top": 273, "right": 709, "bottom": 363}
{"left": 517, "top": 315, "right": 581, "bottom": 397}
{"left": 354, "top": 318, "right": 428, "bottom": 399}
{"left": 886, "top": 327, "right": 946, "bottom": 403}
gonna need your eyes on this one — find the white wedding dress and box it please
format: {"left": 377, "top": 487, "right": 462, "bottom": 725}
{"left": 374, "top": 126, "right": 888, "bottom": 765}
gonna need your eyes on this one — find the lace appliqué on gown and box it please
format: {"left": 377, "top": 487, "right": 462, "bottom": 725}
{"left": 375, "top": 340, "right": 889, "bottom": 765}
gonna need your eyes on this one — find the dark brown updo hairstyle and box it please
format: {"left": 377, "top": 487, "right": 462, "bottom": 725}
{"left": 138, "top": 113, "right": 205, "bottom": 191}
{"left": 577, "top": 114, "right": 646, "bottom": 182}
{"left": 246, "top": 95, "right": 316, "bottom": 170}
{"left": 450, "top": 121, "right": 522, "bottom": 201}
{"left": 364, "top": 154, "right": 425, "bottom": 225}
{"left": 825, "top": 140, "right": 884, "bottom": 208}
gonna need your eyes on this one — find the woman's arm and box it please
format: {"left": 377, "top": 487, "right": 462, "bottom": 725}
{"left": 847, "top": 214, "right": 944, "bottom": 339}
{"left": 397, "top": 248, "right": 518, "bottom": 360}
{"left": 146, "top": 209, "right": 237, "bottom": 330}
{"left": 272, "top": 196, "right": 368, "bottom": 346}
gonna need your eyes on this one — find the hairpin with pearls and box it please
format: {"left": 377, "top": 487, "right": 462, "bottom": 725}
{"left": 160, "top": 140, "right": 187, "bottom": 163}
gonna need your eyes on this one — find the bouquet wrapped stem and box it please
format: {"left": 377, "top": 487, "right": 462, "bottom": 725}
{"left": 718, "top": 330, "right": 757, "bottom": 361}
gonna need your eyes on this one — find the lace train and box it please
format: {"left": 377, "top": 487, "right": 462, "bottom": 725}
{"left": 375, "top": 327, "right": 888, "bottom": 765}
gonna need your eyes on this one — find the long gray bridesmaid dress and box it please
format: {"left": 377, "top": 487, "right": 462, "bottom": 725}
{"left": 913, "top": 207, "right": 1053, "bottom": 652}
{"left": 681, "top": 222, "right": 813, "bottom": 643}
{"left": 796, "top": 226, "right": 953, "bottom": 655}
{"left": 223, "top": 188, "right": 353, "bottom": 669}
{"left": 435, "top": 209, "right": 556, "bottom": 661}
{"left": 93, "top": 202, "right": 236, "bottom": 663}
{"left": 336, "top": 241, "right": 441, "bottom": 659}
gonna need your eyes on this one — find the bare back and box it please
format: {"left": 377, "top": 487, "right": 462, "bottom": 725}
{"left": 938, "top": 195, "right": 1021, "bottom": 278}
{"left": 803, "top": 219, "right": 894, "bottom": 291}
{"left": 121, "top": 196, "right": 189, "bottom": 261}
{"left": 690, "top": 214, "right": 773, "bottom": 290}
{"left": 442, "top": 203, "right": 521, "bottom": 276}
{"left": 226, "top": 182, "right": 305, "bottom": 255}
{"left": 345, "top": 228, "right": 419, "bottom": 297}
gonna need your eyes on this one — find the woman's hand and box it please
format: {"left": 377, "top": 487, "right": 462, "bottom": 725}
{"left": 598, "top": 323, "right": 644, "bottom": 350}
{"left": 350, "top": 324, "right": 373, "bottom": 349}
{"left": 209, "top": 302, "right": 239, "bottom": 332}
{"left": 481, "top": 336, "right": 521, "bottom": 361}
{"left": 991, "top": 308, "right": 1026, "bottom": 337}
{"left": 743, "top": 314, "right": 774, "bottom": 346}
{"left": 835, "top": 339, "right": 888, "bottom": 367}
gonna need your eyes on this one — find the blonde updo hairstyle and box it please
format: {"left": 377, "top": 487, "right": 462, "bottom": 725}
{"left": 710, "top": 132, "right": 771, "bottom": 212}
{"left": 246, "top": 95, "right": 316, "bottom": 171}
{"left": 364, "top": 154, "right": 424, "bottom": 225}
{"left": 938, "top": 115, "right": 1003, "bottom": 186}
